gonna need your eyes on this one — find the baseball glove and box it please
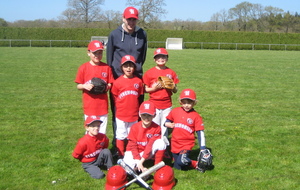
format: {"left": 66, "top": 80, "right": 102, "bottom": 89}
{"left": 89, "top": 77, "right": 107, "bottom": 95}
{"left": 197, "top": 149, "right": 213, "bottom": 173}
{"left": 158, "top": 76, "right": 175, "bottom": 90}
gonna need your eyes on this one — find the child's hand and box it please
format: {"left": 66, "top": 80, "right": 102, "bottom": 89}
{"left": 165, "top": 122, "right": 175, "bottom": 128}
{"left": 136, "top": 160, "right": 147, "bottom": 172}
{"left": 83, "top": 83, "right": 94, "bottom": 91}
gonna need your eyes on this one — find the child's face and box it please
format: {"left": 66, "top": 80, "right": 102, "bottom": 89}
{"left": 180, "top": 99, "right": 196, "bottom": 112}
{"left": 140, "top": 114, "right": 154, "bottom": 128}
{"left": 85, "top": 121, "right": 101, "bottom": 136}
{"left": 154, "top": 55, "right": 168, "bottom": 66}
{"left": 121, "top": 62, "right": 135, "bottom": 77}
{"left": 88, "top": 50, "right": 103, "bottom": 64}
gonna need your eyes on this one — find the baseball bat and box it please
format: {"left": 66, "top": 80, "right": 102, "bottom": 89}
{"left": 117, "top": 161, "right": 165, "bottom": 190}
{"left": 117, "top": 159, "right": 152, "bottom": 190}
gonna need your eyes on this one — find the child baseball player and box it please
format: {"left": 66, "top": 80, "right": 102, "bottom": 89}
{"left": 111, "top": 55, "right": 144, "bottom": 159}
{"left": 143, "top": 48, "right": 179, "bottom": 138}
{"left": 75, "top": 40, "right": 114, "bottom": 134}
{"left": 123, "top": 100, "right": 166, "bottom": 172}
{"left": 72, "top": 116, "right": 113, "bottom": 179}
{"left": 165, "top": 89, "right": 209, "bottom": 171}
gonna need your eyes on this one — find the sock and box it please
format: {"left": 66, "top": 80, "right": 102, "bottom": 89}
{"left": 190, "top": 160, "right": 198, "bottom": 168}
{"left": 116, "top": 139, "right": 125, "bottom": 156}
{"left": 155, "top": 150, "right": 165, "bottom": 164}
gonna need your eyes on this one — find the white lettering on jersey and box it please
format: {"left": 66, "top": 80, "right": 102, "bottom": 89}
{"left": 174, "top": 123, "right": 193, "bottom": 133}
{"left": 118, "top": 90, "right": 138, "bottom": 99}
{"left": 85, "top": 148, "right": 102, "bottom": 158}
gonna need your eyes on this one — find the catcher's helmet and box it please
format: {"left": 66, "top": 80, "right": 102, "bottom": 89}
{"left": 105, "top": 165, "right": 127, "bottom": 190}
{"left": 152, "top": 165, "right": 175, "bottom": 190}
{"left": 154, "top": 48, "right": 168, "bottom": 58}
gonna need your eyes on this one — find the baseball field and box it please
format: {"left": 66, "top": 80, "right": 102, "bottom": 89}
{"left": 0, "top": 47, "right": 299, "bottom": 189}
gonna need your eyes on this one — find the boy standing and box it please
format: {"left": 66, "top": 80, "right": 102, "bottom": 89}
{"left": 165, "top": 89, "right": 209, "bottom": 171}
{"left": 123, "top": 101, "right": 166, "bottom": 172}
{"left": 72, "top": 116, "right": 113, "bottom": 179}
{"left": 111, "top": 55, "right": 144, "bottom": 158}
{"left": 75, "top": 40, "right": 114, "bottom": 134}
{"left": 143, "top": 48, "right": 179, "bottom": 138}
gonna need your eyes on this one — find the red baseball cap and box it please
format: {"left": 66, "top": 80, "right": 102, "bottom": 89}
{"left": 154, "top": 48, "right": 168, "bottom": 58}
{"left": 121, "top": 55, "right": 136, "bottom": 65}
{"left": 87, "top": 40, "right": 104, "bottom": 52}
{"left": 123, "top": 6, "right": 139, "bottom": 19}
{"left": 85, "top": 116, "right": 102, "bottom": 126}
{"left": 139, "top": 101, "right": 156, "bottom": 116}
{"left": 179, "top": 89, "right": 197, "bottom": 101}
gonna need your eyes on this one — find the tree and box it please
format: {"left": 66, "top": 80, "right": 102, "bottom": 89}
{"left": 62, "top": 0, "right": 104, "bottom": 27}
{"left": 99, "top": 10, "right": 122, "bottom": 29}
{"left": 0, "top": 18, "right": 8, "bottom": 27}
{"left": 229, "top": 1, "right": 253, "bottom": 31}
{"left": 126, "top": 0, "right": 167, "bottom": 28}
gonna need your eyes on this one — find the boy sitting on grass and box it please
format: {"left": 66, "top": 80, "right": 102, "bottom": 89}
{"left": 72, "top": 116, "right": 113, "bottom": 179}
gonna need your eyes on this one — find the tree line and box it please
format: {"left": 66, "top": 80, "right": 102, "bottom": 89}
{"left": 0, "top": 0, "right": 299, "bottom": 33}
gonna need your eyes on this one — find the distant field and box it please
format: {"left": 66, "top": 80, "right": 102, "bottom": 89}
{"left": 0, "top": 47, "right": 299, "bottom": 189}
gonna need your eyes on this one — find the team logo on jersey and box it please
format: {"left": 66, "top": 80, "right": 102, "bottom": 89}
{"left": 166, "top": 74, "right": 172, "bottom": 79}
{"left": 187, "top": 118, "right": 193, "bottom": 125}
{"left": 134, "top": 83, "right": 139, "bottom": 89}
{"left": 102, "top": 72, "right": 107, "bottom": 78}
{"left": 146, "top": 134, "right": 153, "bottom": 138}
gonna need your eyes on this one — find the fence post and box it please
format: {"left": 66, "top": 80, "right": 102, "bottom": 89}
{"left": 236, "top": 43, "right": 238, "bottom": 50}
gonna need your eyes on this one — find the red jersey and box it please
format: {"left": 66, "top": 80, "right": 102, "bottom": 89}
{"left": 166, "top": 107, "right": 204, "bottom": 154}
{"left": 72, "top": 133, "right": 109, "bottom": 163}
{"left": 75, "top": 61, "right": 114, "bottom": 115}
{"left": 126, "top": 121, "right": 161, "bottom": 160}
{"left": 143, "top": 67, "right": 179, "bottom": 109}
{"left": 111, "top": 75, "right": 144, "bottom": 122}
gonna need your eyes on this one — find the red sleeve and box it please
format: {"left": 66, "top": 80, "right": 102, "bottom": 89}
{"left": 127, "top": 124, "right": 141, "bottom": 160}
{"left": 107, "top": 66, "right": 115, "bottom": 84}
{"left": 103, "top": 135, "right": 110, "bottom": 149}
{"left": 142, "top": 124, "right": 161, "bottom": 159}
{"left": 74, "top": 64, "right": 85, "bottom": 84}
{"left": 72, "top": 139, "right": 85, "bottom": 161}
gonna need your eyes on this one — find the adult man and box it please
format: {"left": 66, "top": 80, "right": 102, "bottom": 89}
{"left": 106, "top": 6, "right": 147, "bottom": 79}
{"left": 106, "top": 6, "right": 147, "bottom": 153}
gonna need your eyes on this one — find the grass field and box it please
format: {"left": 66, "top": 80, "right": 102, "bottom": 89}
{"left": 0, "top": 47, "right": 299, "bottom": 190}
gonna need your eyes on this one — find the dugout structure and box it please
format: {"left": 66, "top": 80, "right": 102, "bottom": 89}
{"left": 166, "top": 38, "right": 183, "bottom": 50}
{"left": 91, "top": 36, "right": 108, "bottom": 47}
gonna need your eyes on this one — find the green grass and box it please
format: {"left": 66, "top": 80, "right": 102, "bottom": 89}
{"left": 0, "top": 47, "right": 299, "bottom": 190}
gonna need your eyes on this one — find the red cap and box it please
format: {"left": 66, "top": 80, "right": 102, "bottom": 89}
{"left": 154, "top": 48, "right": 168, "bottom": 58}
{"left": 123, "top": 7, "right": 139, "bottom": 19}
{"left": 88, "top": 40, "right": 104, "bottom": 52}
{"left": 139, "top": 101, "right": 156, "bottom": 116}
{"left": 85, "top": 116, "right": 102, "bottom": 126}
{"left": 121, "top": 55, "right": 136, "bottom": 65}
{"left": 179, "top": 89, "right": 196, "bottom": 101}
